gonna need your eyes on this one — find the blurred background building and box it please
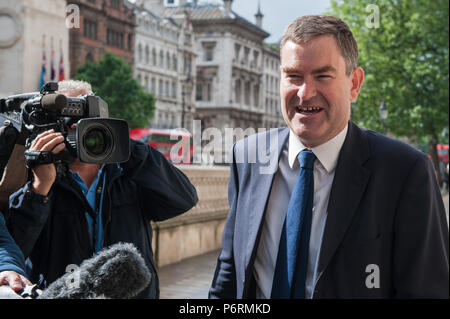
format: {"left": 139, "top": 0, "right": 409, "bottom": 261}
{"left": 68, "top": 0, "right": 135, "bottom": 77}
{"left": 131, "top": 0, "right": 197, "bottom": 132}
{"left": 0, "top": 0, "right": 70, "bottom": 96}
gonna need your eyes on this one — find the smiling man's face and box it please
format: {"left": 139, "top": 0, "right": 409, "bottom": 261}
{"left": 280, "top": 35, "right": 364, "bottom": 147}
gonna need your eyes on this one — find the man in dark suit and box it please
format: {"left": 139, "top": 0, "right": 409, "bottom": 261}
{"left": 209, "top": 15, "right": 448, "bottom": 299}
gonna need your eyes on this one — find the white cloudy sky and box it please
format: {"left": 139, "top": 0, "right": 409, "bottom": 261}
{"left": 199, "top": 0, "right": 333, "bottom": 43}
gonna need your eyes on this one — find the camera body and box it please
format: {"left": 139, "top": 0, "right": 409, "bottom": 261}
{"left": 0, "top": 82, "right": 130, "bottom": 164}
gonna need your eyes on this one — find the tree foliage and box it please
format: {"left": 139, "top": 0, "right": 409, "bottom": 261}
{"left": 74, "top": 52, "right": 155, "bottom": 128}
{"left": 328, "top": 0, "right": 449, "bottom": 143}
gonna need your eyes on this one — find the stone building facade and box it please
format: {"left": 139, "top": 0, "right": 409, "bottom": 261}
{"left": 68, "top": 0, "right": 135, "bottom": 78}
{"left": 131, "top": 0, "right": 197, "bottom": 132}
{"left": 0, "top": 0, "right": 70, "bottom": 96}
{"left": 165, "top": 0, "right": 283, "bottom": 132}
{"left": 262, "top": 43, "right": 284, "bottom": 129}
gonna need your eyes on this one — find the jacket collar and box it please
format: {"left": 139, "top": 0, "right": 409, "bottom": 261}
{"left": 245, "top": 127, "right": 290, "bottom": 281}
{"left": 316, "top": 121, "right": 371, "bottom": 279}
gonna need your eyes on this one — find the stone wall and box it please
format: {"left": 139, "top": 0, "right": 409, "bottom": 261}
{"left": 151, "top": 165, "right": 230, "bottom": 268}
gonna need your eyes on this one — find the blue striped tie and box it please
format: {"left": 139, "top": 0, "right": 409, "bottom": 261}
{"left": 271, "top": 149, "right": 316, "bottom": 298}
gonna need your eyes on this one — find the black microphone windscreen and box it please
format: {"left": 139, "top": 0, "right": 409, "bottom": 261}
{"left": 41, "top": 94, "right": 67, "bottom": 112}
{"left": 39, "top": 243, "right": 152, "bottom": 299}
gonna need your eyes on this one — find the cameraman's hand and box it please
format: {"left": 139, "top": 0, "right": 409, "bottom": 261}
{"left": 0, "top": 271, "right": 32, "bottom": 292}
{"left": 29, "top": 129, "right": 66, "bottom": 196}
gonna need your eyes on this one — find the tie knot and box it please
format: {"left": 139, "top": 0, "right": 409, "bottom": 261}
{"left": 298, "top": 150, "right": 316, "bottom": 170}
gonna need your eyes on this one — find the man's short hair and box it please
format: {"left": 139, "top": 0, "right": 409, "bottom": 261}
{"left": 57, "top": 80, "right": 93, "bottom": 96}
{"left": 280, "top": 15, "right": 358, "bottom": 75}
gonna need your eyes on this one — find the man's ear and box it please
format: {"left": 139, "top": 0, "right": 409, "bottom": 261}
{"left": 350, "top": 67, "right": 364, "bottom": 102}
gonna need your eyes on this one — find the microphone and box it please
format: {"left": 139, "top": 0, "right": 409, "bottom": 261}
{"left": 39, "top": 242, "right": 152, "bottom": 299}
{"left": 40, "top": 93, "right": 67, "bottom": 113}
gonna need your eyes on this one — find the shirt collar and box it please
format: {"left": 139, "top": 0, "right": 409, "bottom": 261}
{"left": 68, "top": 164, "right": 106, "bottom": 191}
{"left": 288, "top": 124, "right": 348, "bottom": 173}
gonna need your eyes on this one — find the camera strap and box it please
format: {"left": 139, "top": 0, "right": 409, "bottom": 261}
{"left": 24, "top": 150, "right": 55, "bottom": 169}
{"left": 67, "top": 168, "right": 107, "bottom": 252}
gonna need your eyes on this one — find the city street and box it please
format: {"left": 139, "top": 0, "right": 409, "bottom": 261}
{"left": 158, "top": 193, "right": 450, "bottom": 299}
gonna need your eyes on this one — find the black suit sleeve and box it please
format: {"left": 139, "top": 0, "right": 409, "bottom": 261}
{"left": 123, "top": 140, "right": 198, "bottom": 222}
{"left": 393, "top": 153, "right": 449, "bottom": 298}
{"left": 209, "top": 143, "right": 238, "bottom": 299}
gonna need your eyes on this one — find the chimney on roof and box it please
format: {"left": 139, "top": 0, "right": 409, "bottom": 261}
{"left": 223, "top": 0, "right": 233, "bottom": 14}
{"left": 255, "top": 1, "right": 263, "bottom": 28}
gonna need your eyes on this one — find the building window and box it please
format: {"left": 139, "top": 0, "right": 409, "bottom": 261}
{"left": 252, "top": 51, "right": 259, "bottom": 68}
{"left": 83, "top": 19, "right": 98, "bottom": 40}
{"left": 253, "top": 84, "right": 259, "bottom": 108}
{"left": 205, "top": 46, "right": 214, "bottom": 61}
{"left": 107, "top": 29, "right": 124, "bottom": 49}
{"left": 86, "top": 52, "right": 94, "bottom": 62}
{"left": 152, "top": 48, "right": 157, "bottom": 66}
{"left": 244, "top": 47, "right": 250, "bottom": 64}
{"left": 172, "top": 82, "right": 176, "bottom": 98}
{"left": 235, "top": 79, "right": 241, "bottom": 104}
{"left": 196, "top": 84, "right": 203, "bottom": 101}
{"left": 145, "top": 46, "right": 149, "bottom": 64}
{"left": 158, "top": 79, "right": 163, "bottom": 96}
{"left": 245, "top": 82, "right": 251, "bottom": 105}
{"left": 151, "top": 78, "right": 156, "bottom": 94}
{"left": 166, "top": 52, "right": 171, "bottom": 69}
{"left": 234, "top": 43, "right": 241, "bottom": 61}
{"left": 128, "top": 34, "right": 133, "bottom": 51}
{"left": 138, "top": 44, "right": 142, "bottom": 62}
{"left": 202, "top": 42, "right": 216, "bottom": 62}
{"left": 160, "top": 50, "right": 164, "bottom": 67}
{"left": 206, "top": 82, "right": 212, "bottom": 102}
{"left": 111, "top": 0, "right": 120, "bottom": 9}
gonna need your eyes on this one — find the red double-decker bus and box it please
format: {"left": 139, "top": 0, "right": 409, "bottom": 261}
{"left": 437, "top": 144, "right": 449, "bottom": 164}
{"left": 129, "top": 128, "right": 193, "bottom": 164}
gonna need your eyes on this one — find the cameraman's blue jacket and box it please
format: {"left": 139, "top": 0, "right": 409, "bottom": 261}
{"left": 6, "top": 139, "right": 198, "bottom": 298}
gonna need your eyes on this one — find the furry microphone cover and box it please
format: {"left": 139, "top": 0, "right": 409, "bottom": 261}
{"left": 39, "top": 242, "right": 152, "bottom": 299}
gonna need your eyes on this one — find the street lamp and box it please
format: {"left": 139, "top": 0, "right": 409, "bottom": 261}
{"left": 379, "top": 100, "right": 388, "bottom": 134}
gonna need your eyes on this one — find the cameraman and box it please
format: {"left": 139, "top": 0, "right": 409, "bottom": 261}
{"left": 5, "top": 80, "right": 198, "bottom": 298}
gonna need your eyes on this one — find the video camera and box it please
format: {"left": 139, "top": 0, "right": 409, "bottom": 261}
{"left": 0, "top": 82, "right": 130, "bottom": 164}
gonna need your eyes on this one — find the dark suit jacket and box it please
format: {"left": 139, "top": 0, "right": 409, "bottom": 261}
{"left": 209, "top": 122, "right": 449, "bottom": 299}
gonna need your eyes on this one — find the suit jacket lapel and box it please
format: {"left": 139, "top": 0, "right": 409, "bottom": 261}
{"left": 245, "top": 127, "right": 289, "bottom": 274}
{"left": 317, "top": 122, "right": 371, "bottom": 278}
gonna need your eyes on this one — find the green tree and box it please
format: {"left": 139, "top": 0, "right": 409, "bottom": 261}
{"left": 328, "top": 0, "right": 449, "bottom": 183}
{"left": 74, "top": 52, "right": 155, "bottom": 128}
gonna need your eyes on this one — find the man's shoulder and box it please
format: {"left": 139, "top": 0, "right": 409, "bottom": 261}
{"left": 233, "top": 127, "right": 289, "bottom": 153}
{"left": 358, "top": 125, "right": 427, "bottom": 166}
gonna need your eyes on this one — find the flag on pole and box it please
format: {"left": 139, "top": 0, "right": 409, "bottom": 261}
{"left": 50, "top": 48, "right": 56, "bottom": 81}
{"left": 39, "top": 49, "right": 46, "bottom": 90}
{"left": 59, "top": 50, "right": 65, "bottom": 81}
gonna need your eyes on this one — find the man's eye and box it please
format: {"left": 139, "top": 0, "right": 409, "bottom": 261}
{"left": 318, "top": 75, "right": 332, "bottom": 79}
{"left": 287, "top": 74, "right": 302, "bottom": 79}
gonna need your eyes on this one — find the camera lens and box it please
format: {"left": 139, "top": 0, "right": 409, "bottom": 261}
{"left": 83, "top": 126, "right": 112, "bottom": 157}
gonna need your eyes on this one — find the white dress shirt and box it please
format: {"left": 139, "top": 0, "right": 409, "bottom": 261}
{"left": 254, "top": 125, "right": 348, "bottom": 299}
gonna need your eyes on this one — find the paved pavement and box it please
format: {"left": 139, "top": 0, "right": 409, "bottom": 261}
{"left": 159, "top": 193, "right": 449, "bottom": 299}
{"left": 158, "top": 250, "right": 220, "bottom": 299}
